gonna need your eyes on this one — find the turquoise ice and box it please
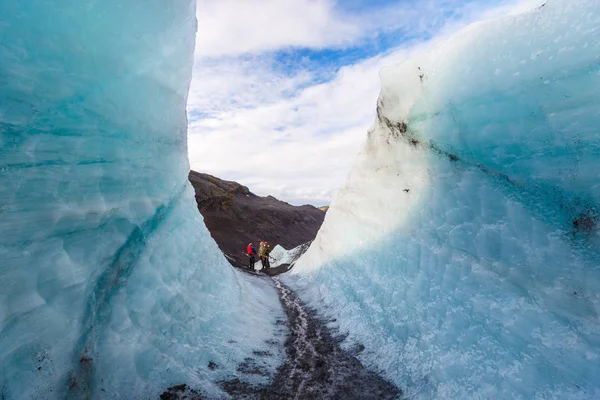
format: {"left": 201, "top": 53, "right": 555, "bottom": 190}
{"left": 0, "top": 1, "right": 284, "bottom": 398}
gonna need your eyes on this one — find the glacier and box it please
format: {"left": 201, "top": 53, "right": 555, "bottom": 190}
{"left": 0, "top": 1, "right": 285, "bottom": 399}
{"left": 2, "top": 0, "right": 600, "bottom": 399}
{"left": 291, "top": 0, "right": 600, "bottom": 398}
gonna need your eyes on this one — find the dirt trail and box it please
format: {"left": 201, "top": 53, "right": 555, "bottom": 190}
{"left": 161, "top": 274, "right": 401, "bottom": 399}
{"left": 258, "top": 277, "right": 400, "bottom": 399}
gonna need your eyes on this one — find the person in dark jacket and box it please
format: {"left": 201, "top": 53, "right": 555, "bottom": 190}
{"left": 246, "top": 243, "right": 257, "bottom": 269}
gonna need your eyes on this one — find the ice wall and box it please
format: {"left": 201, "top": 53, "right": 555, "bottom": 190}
{"left": 291, "top": 1, "right": 600, "bottom": 398}
{"left": 0, "top": 1, "right": 283, "bottom": 399}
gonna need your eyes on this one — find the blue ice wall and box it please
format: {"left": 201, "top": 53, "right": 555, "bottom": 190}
{"left": 291, "top": 1, "right": 600, "bottom": 398}
{"left": 0, "top": 1, "right": 284, "bottom": 398}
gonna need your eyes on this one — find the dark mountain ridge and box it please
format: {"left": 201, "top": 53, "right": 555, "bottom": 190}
{"left": 188, "top": 170, "right": 325, "bottom": 268}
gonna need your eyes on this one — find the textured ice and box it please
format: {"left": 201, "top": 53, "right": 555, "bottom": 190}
{"left": 269, "top": 243, "right": 310, "bottom": 269}
{"left": 292, "top": 1, "right": 600, "bottom": 398}
{"left": 0, "top": 1, "right": 284, "bottom": 399}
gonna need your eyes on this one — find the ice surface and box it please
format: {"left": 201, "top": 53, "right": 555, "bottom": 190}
{"left": 0, "top": 1, "right": 283, "bottom": 398}
{"left": 291, "top": 1, "right": 600, "bottom": 398}
{"left": 269, "top": 245, "right": 294, "bottom": 268}
{"left": 269, "top": 243, "right": 310, "bottom": 269}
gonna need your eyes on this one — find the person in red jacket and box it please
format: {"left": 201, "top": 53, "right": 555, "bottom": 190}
{"left": 246, "top": 243, "right": 257, "bottom": 269}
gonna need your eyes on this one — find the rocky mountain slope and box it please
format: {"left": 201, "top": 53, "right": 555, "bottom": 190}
{"left": 188, "top": 171, "right": 325, "bottom": 268}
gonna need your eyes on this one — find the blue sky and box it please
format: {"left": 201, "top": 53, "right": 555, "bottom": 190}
{"left": 187, "top": 0, "right": 541, "bottom": 205}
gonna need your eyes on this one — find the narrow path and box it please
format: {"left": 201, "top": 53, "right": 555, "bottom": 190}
{"left": 261, "top": 277, "right": 400, "bottom": 400}
{"left": 161, "top": 274, "right": 401, "bottom": 399}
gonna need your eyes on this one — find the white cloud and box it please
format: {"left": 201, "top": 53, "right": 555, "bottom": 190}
{"left": 187, "top": 55, "right": 313, "bottom": 118}
{"left": 194, "top": 0, "right": 537, "bottom": 59}
{"left": 195, "top": 0, "right": 359, "bottom": 58}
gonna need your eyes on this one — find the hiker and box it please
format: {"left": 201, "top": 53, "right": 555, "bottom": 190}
{"left": 263, "top": 241, "right": 272, "bottom": 269}
{"left": 258, "top": 241, "right": 266, "bottom": 268}
{"left": 246, "top": 242, "right": 257, "bottom": 269}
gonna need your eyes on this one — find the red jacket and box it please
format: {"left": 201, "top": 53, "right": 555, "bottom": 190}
{"left": 247, "top": 244, "right": 256, "bottom": 256}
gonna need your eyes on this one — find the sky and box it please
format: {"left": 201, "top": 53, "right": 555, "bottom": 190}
{"left": 187, "top": 0, "right": 542, "bottom": 206}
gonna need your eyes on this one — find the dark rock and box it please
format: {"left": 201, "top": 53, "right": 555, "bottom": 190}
{"left": 350, "top": 343, "right": 366, "bottom": 355}
{"left": 237, "top": 358, "right": 270, "bottom": 376}
{"left": 160, "top": 384, "right": 205, "bottom": 400}
{"left": 252, "top": 350, "right": 273, "bottom": 357}
{"left": 573, "top": 213, "right": 596, "bottom": 233}
{"left": 219, "top": 379, "right": 263, "bottom": 398}
{"left": 448, "top": 153, "right": 460, "bottom": 162}
{"left": 188, "top": 171, "right": 325, "bottom": 268}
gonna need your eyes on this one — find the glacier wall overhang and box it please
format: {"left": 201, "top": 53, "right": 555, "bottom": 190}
{"left": 291, "top": 1, "right": 600, "bottom": 398}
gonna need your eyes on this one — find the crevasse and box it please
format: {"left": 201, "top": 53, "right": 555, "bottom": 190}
{"left": 291, "top": 1, "right": 600, "bottom": 398}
